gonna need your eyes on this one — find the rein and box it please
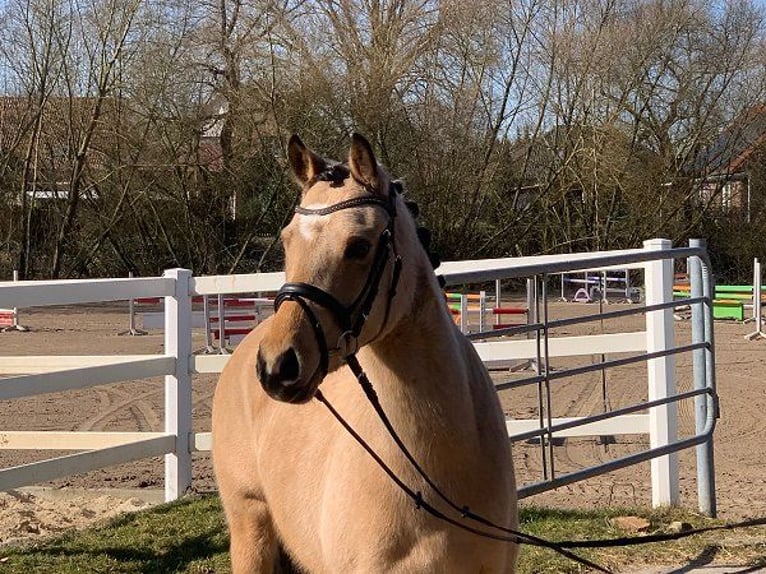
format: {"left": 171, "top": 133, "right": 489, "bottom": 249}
{"left": 315, "top": 360, "right": 614, "bottom": 573}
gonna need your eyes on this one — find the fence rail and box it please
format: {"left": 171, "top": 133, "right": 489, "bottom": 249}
{"left": 0, "top": 239, "right": 718, "bottom": 515}
{"left": 0, "top": 357, "right": 173, "bottom": 401}
{"left": 0, "top": 277, "right": 174, "bottom": 309}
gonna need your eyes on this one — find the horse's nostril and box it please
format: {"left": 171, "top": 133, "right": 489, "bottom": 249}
{"left": 257, "top": 346, "right": 301, "bottom": 390}
{"left": 276, "top": 348, "right": 300, "bottom": 382}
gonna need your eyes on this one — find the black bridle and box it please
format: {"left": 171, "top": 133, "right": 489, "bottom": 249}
{"left": 273, "top": 182, "right": 403, "bottom": 379}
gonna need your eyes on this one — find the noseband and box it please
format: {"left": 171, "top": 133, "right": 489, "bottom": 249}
{"left": 273, "top": 182, "right": 403, "bottom": 379}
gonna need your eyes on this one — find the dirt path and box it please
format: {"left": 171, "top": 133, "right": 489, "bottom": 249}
{"left": 0, "top": 301, "right": 764, "bottom": 546}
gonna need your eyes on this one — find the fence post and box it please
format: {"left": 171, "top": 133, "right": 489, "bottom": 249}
{"left": 643, "top": 238, "right": 679, "bottom": 507}
{"left": 217, "top": 293, "right": 228, "bottom": 354}
{"left": 479, "top": 291, "right": 486, "bottom": 333}
{"left": 745, "top": 258, "right": 765, "bottom": 340}
{"left": 164, "top": 268, "right": 193, "bottom": 502}
{"left": 689, "top": 238, "right": 716, "bottom": 516}
{"left": 202, "top": 295, "right": 215, "bottom": 353}
{"left": 460, "top": 293, "right": 468, "bottom": 333}
{"left": 118, "top": 272, "right": 147, "bottom": 336}
{"left": 11, "top": 270, "right": 19, "bottom": 329}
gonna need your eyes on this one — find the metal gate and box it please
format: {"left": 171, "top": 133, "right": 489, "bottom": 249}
{"left": 439, "top": 238, "right": 718, "bottom": 516}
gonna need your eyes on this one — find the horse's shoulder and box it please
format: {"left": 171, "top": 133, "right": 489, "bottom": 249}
{"left": 213, "top": 319, "right": 275, "bottom": 444}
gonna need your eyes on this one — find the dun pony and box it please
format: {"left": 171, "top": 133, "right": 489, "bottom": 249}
{"left": 212, "top": 134, "right": 518, "bottom": 573}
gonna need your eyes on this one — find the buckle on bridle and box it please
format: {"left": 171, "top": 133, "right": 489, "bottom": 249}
{"left": 338, "top": 330, "right": 359, "bottom": 358}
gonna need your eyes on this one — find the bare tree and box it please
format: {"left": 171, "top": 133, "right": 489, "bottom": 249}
{"left": 46, "top": 0, "right": 145, "bottom": 277}
{"left": 2, "top": 0, "right": 766, "bottom": 278}
{"left": 0, "top": 0, "right": 71, "bottom": 277}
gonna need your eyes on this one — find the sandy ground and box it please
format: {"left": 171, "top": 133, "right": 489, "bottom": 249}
{"left": 0, "top": 300, "right": 764, "bottom": 548}
{"left": 0, "top": 487, "right": 155, "bottom": 546}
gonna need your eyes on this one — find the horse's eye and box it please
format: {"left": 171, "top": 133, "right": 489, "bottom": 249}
{"left": 344, "top": 237, "right": 372, "bottom": 260}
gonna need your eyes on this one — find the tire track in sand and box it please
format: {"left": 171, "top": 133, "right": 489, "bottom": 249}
{"left": 77, "top": 387, "right": 164, "bottom": 432}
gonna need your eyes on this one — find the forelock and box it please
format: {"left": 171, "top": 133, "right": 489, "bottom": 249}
{"left": 312, "top": 162, "right": 351, "bottom": 187}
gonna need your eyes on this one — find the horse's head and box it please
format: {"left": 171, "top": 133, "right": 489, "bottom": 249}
{"left": 257, "top": 133, "right": 419, "bottom": 404}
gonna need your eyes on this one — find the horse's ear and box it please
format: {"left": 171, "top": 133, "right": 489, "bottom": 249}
{"left": 348, "top": 133, "right": 379, "bottom": 192}
{"left": 287, "top": 134, "right": 326, "bottom": 187}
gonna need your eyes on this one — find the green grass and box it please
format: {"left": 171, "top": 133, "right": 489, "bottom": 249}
{"left": 0, "top": 495, "right": 230, "bottom": 573}
{"left": 0, "top": 495, "right": 764, "bottom": 573}
{"left": 518, "top": 505, "right": 766, "bottom": 572}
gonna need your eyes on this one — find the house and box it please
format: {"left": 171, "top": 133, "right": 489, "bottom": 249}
{"left": 197, "top": 96, "right": 226, "bottom": 174}
{"left": 692, "top": 105, "right": 766, "bottom": 222}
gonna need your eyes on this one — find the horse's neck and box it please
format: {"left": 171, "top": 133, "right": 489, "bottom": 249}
{"left": 353, "top": 275, "right": 482, "bottom": 464}
{"left": 362, "top": 268, "right": 474, "bottom": 414}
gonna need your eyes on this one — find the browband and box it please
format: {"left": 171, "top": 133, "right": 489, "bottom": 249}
{"left": 295, "top": 196, "right": 391, "bottom": 217}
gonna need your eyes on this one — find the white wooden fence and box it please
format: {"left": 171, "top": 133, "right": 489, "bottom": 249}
{"left": 0, "top": 239, "right": 717, "bottom": 513}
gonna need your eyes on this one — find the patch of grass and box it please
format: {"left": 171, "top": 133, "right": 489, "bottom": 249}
{"left": 0, "top": 494, "right": 229, "bottom": 573}
{"left": 1, "top": 496, "right": 764, "bottom": 573}
{"left": 518, "top": 504, "right": 766, "bottom": 573}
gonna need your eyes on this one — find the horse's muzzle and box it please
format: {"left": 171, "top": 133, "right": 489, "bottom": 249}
{"left": 256, "top": 346, "right": 317, "bottom": 404}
